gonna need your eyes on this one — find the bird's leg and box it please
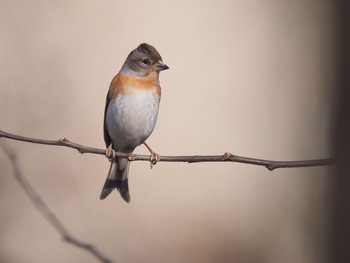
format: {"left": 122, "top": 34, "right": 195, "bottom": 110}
{"left": 105, "top": 143, "right": 115, "bottom": 161}
{"left": 143, "top": 142, "right": 160, "bottom": 167}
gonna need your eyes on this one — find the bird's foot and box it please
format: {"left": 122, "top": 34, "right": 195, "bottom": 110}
{"left": 149, "top": 152, "right": 160, "bottom": 168}
{"left": 144, "top": 142, "right": 160, "bottom": 168}
{"left": 105, "top": 144, "right": 115, "bottom": 161}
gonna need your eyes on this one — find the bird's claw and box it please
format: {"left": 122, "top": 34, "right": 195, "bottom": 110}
{"left": 149, "top": 152, "right": 160, "bottom": 168}
{"left": 105, "top": 144, "right": 115, "bottom": 161}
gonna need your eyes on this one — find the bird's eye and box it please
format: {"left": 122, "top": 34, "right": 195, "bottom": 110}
{"left": 142, "top": 58, "right": 150, "bottom": 65}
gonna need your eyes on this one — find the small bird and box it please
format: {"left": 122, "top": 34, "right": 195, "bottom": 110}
{"left": 100, "top": 43, "right": 169, "bottom": 202}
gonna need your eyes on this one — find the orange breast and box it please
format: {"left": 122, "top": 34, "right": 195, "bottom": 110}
{"left": 109, "top": 73, "right": 161, "bottom": 100}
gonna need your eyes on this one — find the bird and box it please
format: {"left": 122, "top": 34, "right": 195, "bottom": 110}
{"left": 100, "top": 43, "right": 169, "bottom": 203}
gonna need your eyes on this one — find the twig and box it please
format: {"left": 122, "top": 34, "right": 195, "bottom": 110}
{"left": 1, "top": 144, "right": 114, "bottom": 263}
{"left": 0, "top": 129, "right": 335, "bottom": 170}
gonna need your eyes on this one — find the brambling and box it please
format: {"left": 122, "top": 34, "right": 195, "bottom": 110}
{"left": 100, "top": 43, "right": 169, "bottom": 202}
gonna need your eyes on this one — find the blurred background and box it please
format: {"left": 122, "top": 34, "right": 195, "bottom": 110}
{"left": 0, "top": 0, "right": 346, "bottom": 262}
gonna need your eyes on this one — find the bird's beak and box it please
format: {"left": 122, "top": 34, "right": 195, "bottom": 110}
{"left": 154, "top": 61, "right": 169, "bottom": 71}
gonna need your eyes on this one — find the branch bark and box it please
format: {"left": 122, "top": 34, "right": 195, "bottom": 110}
{"left": 0, "top": 129, "right": 335, "bottom": 170}
{"left": 1, "top": 144, "right": 114, "bottom": 263}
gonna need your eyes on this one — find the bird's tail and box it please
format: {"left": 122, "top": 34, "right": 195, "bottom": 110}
{"left": 100, "top": 157, "right": 130, "bottom": 202}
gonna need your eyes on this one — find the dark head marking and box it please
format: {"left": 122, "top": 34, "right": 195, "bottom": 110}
{"left": 123, "top": 43, "right": 168, "bottom": 76}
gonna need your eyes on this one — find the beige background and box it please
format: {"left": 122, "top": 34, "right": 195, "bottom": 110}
{"left": 0, "top": 1, "right": 335, "bottom": 262}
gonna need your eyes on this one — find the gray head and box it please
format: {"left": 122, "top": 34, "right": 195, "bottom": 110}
{"left": 121, "top": 43, "right": 169, "bottom": 76}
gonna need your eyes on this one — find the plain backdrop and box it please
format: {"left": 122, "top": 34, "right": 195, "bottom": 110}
{"left": 0, "top": 1, "right": 335, "bottom": 262}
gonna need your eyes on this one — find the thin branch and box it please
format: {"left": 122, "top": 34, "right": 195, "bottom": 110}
{"left": 0, "top": 129, "right": 335, "bottom": 170}
{"left": 1, "top": 144, "right": 114, "bottom": 263}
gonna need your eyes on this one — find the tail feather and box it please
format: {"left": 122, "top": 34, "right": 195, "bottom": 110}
{"left": 116, "top": 179, "right": 130, "bottom": 203}
{"left": 100, "top": 179, "right": 118, "bottom": 200}
{"left": 100, "top": 158, "right": 130, "bottom": 202}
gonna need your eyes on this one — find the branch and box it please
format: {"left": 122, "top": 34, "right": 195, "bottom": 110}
{"left": 1, "top": 144, "right": 114, "bottom": 263}
{"left": 0, "top": 129, "right": 335, "bottom": 170}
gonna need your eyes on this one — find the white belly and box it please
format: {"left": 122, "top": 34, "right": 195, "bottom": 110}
{"left": 106, "top": 89, "right": 160, "bottom": 150}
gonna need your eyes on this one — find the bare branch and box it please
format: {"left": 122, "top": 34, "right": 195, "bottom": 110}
{"left": 0, "top": 129, "right": 335, "bottom": 170}
{"left": 1, "top": 144, "right": 114, "bottom": 263}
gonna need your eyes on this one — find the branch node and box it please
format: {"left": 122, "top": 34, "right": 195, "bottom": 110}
{"left": 266, "top": 164, "right": 276, "bottom": 171}
{"left": 224, "top": 152, "right": 234, "bottom": 160}
{"left": 59, "top": 137, "right": 68, "bottom": 143}
{"left": 77, "top": 149, "right": 85, "bottom": 154}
